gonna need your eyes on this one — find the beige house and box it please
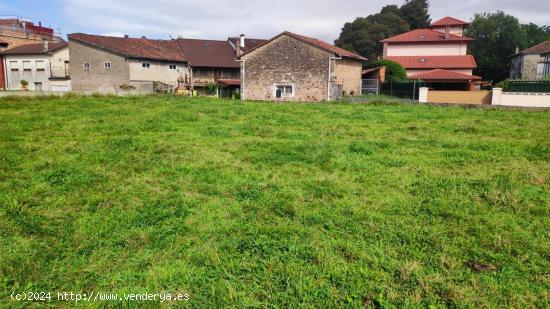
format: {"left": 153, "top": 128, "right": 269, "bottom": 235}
{"left": 239, "top": 31, "right": 366, "bottom": 102}
{"left": 1, "top": 41, "right": 71, "bottom": 91}
{"left": 68, "top": 33, "right": 188, "bottom": 94}
{"left": 510, "top": 41, "right": 550, "bottom": 80}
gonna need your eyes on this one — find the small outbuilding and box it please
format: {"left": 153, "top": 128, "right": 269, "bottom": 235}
{"left": 239, "top": 31, "right": 366, "bottom": 102}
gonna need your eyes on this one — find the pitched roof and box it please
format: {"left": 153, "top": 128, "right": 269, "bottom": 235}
{"left": 1, "top": 42, "right": 68, "bottom": 55}
{"left": 430, "top": 17, "right": 469, "bottom": 27}
{"left": 381, "top": 29, "right": 473, "bottom": 43}
{"left": 68, "top": 33, "right": 186, "bottom": 62}
{"left": 387, "top": 55, "right": 477, "bottom": 69}
{"left": 228, "top": 37, "right": 268, "bottom": 53}
{"left": 175, "top": 38, "right": 240, "bottom": 68}
{"left": 521, "top": 41, "right": 550, "bottom": 55}
{"left": 409, "top": 69, "right": 481, "bottom": 81}
{"left": 240, "top": 31, "right": 367, "bottom": 61}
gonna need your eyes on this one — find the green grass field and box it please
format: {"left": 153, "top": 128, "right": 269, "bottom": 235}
{"left": 1, "top": 95, "right": 549, "bottom": 307}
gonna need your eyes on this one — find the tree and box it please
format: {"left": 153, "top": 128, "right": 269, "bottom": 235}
{"left": 400, "top": 0, "right": 431, "bottom": 30}
{"left": 465, "top": 11, "right": 528, "bottom": 82}
{"left": 368, "top": 60, "right": 408, "bottom": 82}
{"left": 521, "top": 23, "right": 550, "bottom": 49}
{"left": 335, "top": 5, "right": 409, "bottom": 61}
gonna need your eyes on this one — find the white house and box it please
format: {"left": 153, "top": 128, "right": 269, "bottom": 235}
{"left": 1, "top": 41, "right": 71, "bottom": 91}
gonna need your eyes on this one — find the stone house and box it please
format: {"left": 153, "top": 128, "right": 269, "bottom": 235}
{"left": 68, "top": 33, "right": 188, "bottom": 94}
{"left": 542, "top": 51, "right": 550, "bottom": 79}
{"left": 510, "top": 41, "right": 550, "bottom": 80}
{"left": 239, "top": 31, "right": 366, "bottom": 102}
{"left": 381, "top": 17, "right": 480, "bottom": 90}
{"left": 1, "top": 41, "right": 71, "bottom": 91}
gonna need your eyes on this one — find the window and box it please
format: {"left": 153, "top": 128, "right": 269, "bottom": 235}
{"left": 142, "top": 63, "right": 150, "bottom": 68}
{"left": 23, "top": 61, "right": 31, "bottom": 71}
{"left": 169, "top": 64, "right": 177, "bottom": 70}
{"left": 83, "top": 62, "right": 90, "bottom": 71}
{"left": 275, "top": 84, "right": 294, "bottom": 97}
{"left": 36, "top": 61, "right": 45, "bottom": 71}
{"left": 10, "top": 61, "right": 18, "bottom": 71}
{"left": 104, "top": 62, "right": 112, "bottom": 69}
{"left": 34, "top": 82, "right": 43, "bottom": 91}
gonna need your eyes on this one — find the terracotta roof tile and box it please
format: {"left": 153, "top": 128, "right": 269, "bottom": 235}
{"left": 430, "top": 17, "right": 469, "bottom": 27}
{"left": 381, "top": 29, "right": 473, "bottom": 43}
{"left": 240, "top": 31, "right": 367, "bottom": 61}
{"left": 175, "top": 38, "right": 239, "bottom": 68}
{"left": 68, "top": 33, "right": 186, "bottom": 62}
{"left": 521, "top": 41, "right": 550, "bottom": 54}
{"left": 387, "top": 55, "right": 477, "bottom": 69}
{"left": 409, "top": 69, "right": 481, "bottom": 81}
{"left": 1, "top": 42, "right": 67, "bottom": 55}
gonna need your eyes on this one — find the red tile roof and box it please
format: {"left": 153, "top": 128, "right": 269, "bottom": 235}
{"left": 1, "top": 42, "right": 68, "bottom": 55}
{"left": 409, "top": 69, "right": 481, "bottom": 81}
{"left": 521, "top": 41, "right": 550, "bottom": 54}
{"left": 381, "top": 29, "right": 473, "bottom": 43}
{"left": 240, "top": 31, "right": 367, "bottom": 61}
{"left": 175, "top": 38, "right": 240, "bottom": 68}
{"left": 430, "top": 17, "right": 469, "bottom": 27}
{"left": 68, "top": 33, "right": 186, "bottom": 62}
{"left": 387, "top": 55, "right": 477, "bottom": 69}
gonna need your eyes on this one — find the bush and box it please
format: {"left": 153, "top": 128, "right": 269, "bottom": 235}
{"left": 496, "top": 80, "right": 510, "bottom": 91}
{"left": 20, "top": 80, "right": 29, "bottom": 89}
{"left": 367, "top": 60, "right": 408, "bottom": 82}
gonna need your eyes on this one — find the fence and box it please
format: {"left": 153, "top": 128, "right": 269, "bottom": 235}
{"left": 361, "top": 79, "right": 379, "bottom": 95}
{"left": 425, "top": 90, "right": 492, "bottom": 105}
{"left": 508, "top": 80, "right": 550, "bottom": 93}
{"left": 380, "top": 81, "right": 426, "bottom": 99}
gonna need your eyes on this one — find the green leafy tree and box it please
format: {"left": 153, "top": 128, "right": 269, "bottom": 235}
{"left": 368, "top": 60, "right": 408, "bottom": 82}
{"left": 400, "top": 0, "right": 431, "bottom": 30}
{"left": 466, "top": 11, "right": 529, "bottom": 82}
{"left": 521, "top": 23, "right": 550, "bottom": 49}
{"left": 335, "top": 5, "right": 409, "bottom": 61}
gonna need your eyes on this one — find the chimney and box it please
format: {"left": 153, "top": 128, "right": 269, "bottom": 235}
{"left": 445, "top": 24, "right": 450, "bottom": 39}
{"left": 515, "top": 46, "right": 520, "bottom": 54}
{"left": 240, "top": 34, "right": 245, "bottom": 48}
{"left": 124, "top": 34, "right": 129, "bottom": 38}
{"left": 141, "top": 36, "right": 146, "bottom": 39}
{"left": 43, "top": 39, "right": 49, "bottom": 52}
{"left": 39, "top": 21, "right": 42, "bottom": 27}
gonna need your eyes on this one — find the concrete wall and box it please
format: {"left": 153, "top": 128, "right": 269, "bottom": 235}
{"left": 419, "top": 87, "right": 492, "bottom": 104}
{"left": 492, "top": 88, "right": 550, "bottom": 107}
{"left": 129, "top": 60, "right": 187, "bottom": 87}
{"left": 4, "top": 47, "right": 71, "bottom": 91}
{"left": 69, "top": 40, "right": 131, "bottom": 94}
{"left": 335, "top": 58, "right": 362, "bottom": 96}
{"left": 386, "top": 43, "right": 468, "bottom": 56}
{"left": 241, "top": 35, "right": 332, "bottom": 102}
{"left": 510, "top": 54, "right": 545, "bottom": 80}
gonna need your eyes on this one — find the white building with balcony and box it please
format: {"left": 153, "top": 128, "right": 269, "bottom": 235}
{"left": 1, "top": 41, "right": 71, "bottom": 92}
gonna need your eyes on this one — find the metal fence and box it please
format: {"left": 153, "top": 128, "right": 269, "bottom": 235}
{"left": 508, "top": 80, "right": 550, "bottom": 93}
{"left": 361, "top": 79, "right": 379, "bottom": 95}
{"left": 380, "top": 81, "right": 426, "bottom": 99}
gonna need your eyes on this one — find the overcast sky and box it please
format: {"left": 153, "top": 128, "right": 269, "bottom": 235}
{"left": 1, "top": 0, "right": 549, "bottom": 42}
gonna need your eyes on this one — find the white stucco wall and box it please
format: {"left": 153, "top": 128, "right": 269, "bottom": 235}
{"left": 492, "top": 88, "right": 550, "bottom": 107}
{"left": 432, "top": 26, "right": 464, "bottom": 36}
{"left": 128, "top": 60, "right": 188, "bottom": 87}
{"left": 386, "top": 43, "right": 468, "bottom": 56}
{"left": 4, "top": 47, "right": 71, "bottom": 91}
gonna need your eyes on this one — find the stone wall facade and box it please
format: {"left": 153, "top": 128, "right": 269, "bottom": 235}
{"left": 510, "top": 54, "right": 544, "bottom": 80}
{"left": 335, "top": 58, "right": 362, "bottom": 96}
{"left": 0, "top": 28, "right": 62, "bottom": 50}
{"left": 69, "top": 40, "right": 131, "bottom": 94}
{"left": 241, "top": 35, "right": 332, "bottom": 102}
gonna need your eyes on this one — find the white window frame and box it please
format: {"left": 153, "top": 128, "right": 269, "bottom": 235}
{"left": 10, "top": 61, "right": 19, "bottom": 71}
{"left": 22, "top": 61, "right": 32, "bottom": 71}
{"left": 35, "top": 60, "right": 45, "bottom": 71}
{"left": 273, "top": 83, "right": 295, "bottom": 98}
{"left": 104, "top": 62, "right": 112, "bottom": 69}
{"left": 142, "top": 63, "right": 150, "bottom": 68}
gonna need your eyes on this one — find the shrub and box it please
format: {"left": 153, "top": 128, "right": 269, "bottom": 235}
{"left": 367, "top": 60, "right": 408, "bottom": 82}
{"left": 20, "top": 80, "right": 29, "bottom": 89}
{"left": 206, "top": 83, "right": 218, "bottom": 95}
{"left": 496, "top": 80, "right": 510, "bottom": 91}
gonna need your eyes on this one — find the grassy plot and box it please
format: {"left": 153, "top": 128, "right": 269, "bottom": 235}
{"left": 0, "top": 95, "right": 549, "bottom": 307}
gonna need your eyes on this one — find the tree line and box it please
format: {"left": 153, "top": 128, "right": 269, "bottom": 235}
{"left": 335, "top": 0, "right": 550, "bottom": 82}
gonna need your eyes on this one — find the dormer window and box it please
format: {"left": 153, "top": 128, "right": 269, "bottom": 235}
{"left": 419, "top": 35, "right": 426, "bottom": 39}
{"left": 419, "top": 58, "right": 427, "bottom": 63}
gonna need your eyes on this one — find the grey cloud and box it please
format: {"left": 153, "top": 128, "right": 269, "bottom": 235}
{"left": 61, "top": 0, "right": 549, "bottom": 41}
